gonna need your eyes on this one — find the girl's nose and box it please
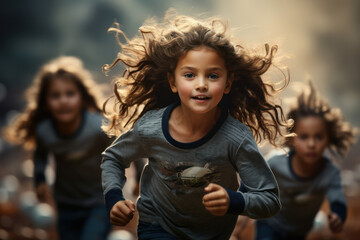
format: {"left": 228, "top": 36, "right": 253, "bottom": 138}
{"left": 307, "top": 138, "right": 315, "bottom": 147}
{"left": 59, "top": 95, "right": 68, "bottom": 104}
{"left": 196, "top": 76, "right": 208, "bottom": 91}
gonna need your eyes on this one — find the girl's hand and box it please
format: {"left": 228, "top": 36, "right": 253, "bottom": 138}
{"left": 110, "top": 200, "right": 136, "bottom": 226}
{"left": 328, "top": 212, "right": 344, "bottom": 233}
{"left": 202, "top": 183, "right": 230, "bottom": 216}
{"left": 36, "top": 182, "right": 49, "bottom": 202}
{"left": 36, "top": 183, "right": 53, "bottom": 203}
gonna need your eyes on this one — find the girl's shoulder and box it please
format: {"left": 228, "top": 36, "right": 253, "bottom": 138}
{"left": 36, "top": 117, "right": 54, "bottom": 137}
{"left": 218, "top": 115, "right": 255, "bottom": 143}
{"left": 322, "top": 156, "right": 341, "bottom": 174}
{"left": 263, "top": 151, "right": 292, "bottom": 175}
{"left": 265, "top": 149, "right": 289, "bottom": 162}
{"left": 138, "top": 107, "right": 165, "bottom": 123}
{"left": 86, "top": 110, "right": 105, "bottom": 127}
{"left": 133, "top": 107, "right": 166, "bottom": 133}
{"left": 35, "top": 117, "right": 59, "bottom": 144}
{"left": 223, "top": 115, "right": 252, "bottom": 134}
{"left": 266, "top": 151, "right": 288, "bottom": 168}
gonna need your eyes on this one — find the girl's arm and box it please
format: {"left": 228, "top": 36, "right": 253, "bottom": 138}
{"left": 33, "top": 142, "right": 52, "bottom": 204}
{"left": 101, "top": 125, "right": 144, "bottom": 216}
{"left": 230, "top": 133, "right": 281, "bottom": 219}
{"left": 33, "top": 147, "right": 48, "bottom": 188}
{"left": 326, "top": 166, "right": 347, "bottom": 233}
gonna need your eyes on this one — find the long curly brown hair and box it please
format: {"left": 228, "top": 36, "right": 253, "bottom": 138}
{"left": 103, "top": 10, "right": 290, "bottom": 146}
{"left": 285, "top": 81, "right": 357, "bottom": 156}
{"left": 3, "top": 56, "right": 103, "bottom": 150}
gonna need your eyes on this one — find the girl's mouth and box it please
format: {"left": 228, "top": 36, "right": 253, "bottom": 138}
{"left": 56, "top": 109, "right": 74, "bottom": 115}
{"left": 192, "top": 96, "right": 210, "bottom": 100}
{"left": 305, "top": 152, "right": 317, "bottom": 158}
{"left": 58, "top": 110, "right": 72, "bottom": 114}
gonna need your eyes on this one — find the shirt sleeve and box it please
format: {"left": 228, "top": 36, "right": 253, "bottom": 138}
{"left": 101, "top": 123, "right": 145, "bottom": 213}
{"left": 225, "top": 188, "right": 246, "bottom": 214}
{"left": 232, "top": 133, "right": 281, "bottom": 219}
{"left": 33, "top": 139, "right": 48, "bottom": 187}
{"left": 326, "top": 166, "right": 347, "bottom": 222}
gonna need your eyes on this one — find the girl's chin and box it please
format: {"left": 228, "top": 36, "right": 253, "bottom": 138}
{"left": 54, "top": 115, "right": 77, "bottom": 124}
{"left": 303, "top": 157, "right": 322, "bottom": 164}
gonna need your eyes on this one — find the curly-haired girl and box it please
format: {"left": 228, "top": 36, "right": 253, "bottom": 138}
{"left": 255, "top": 81, "right": 357, "bottom": 240}
{"left": 101, "top": 10, "right": 290, "bottom": 239}
{"left": 4, "top": 56, "right": 112, "bottom": 240}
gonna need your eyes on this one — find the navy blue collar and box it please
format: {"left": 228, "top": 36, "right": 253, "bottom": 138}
{"left": 162, "top": 102, "right": 228, "bottom": 149}
{"left": 52, "top": 110, "right": 86, "bottom": 139}
{"left": 287, "top": 151, "right": 328, "bottom": 181}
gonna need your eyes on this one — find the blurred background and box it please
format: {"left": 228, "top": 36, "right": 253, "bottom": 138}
{"left": 1, "top": 0, "right": 359, "bottom": 239}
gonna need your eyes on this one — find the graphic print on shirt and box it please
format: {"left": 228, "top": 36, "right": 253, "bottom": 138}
{"left": 282, "top": 187, "right": 320, "bottom": 204}
{"left": 52, "top": 137, "right": 100, "bottom": 163}
{"left": 179, "top": 165, "right": 213, "bottom": 186}
{"left": 150, "top": 157, "right": 221, "bottom": 194}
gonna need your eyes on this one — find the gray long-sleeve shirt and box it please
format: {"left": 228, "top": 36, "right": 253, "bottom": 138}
{"left": 34, "top": 111, "right": 113, "bottom": 207}
{"left": 102, "top": 103, "right": 280, "bottom": 239}
{"left": 260, "top": 152, "right": 347, "bottom": 235}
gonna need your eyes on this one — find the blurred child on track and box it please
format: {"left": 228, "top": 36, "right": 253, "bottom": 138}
{"left": 254, "top": 81, "right": 357, "bottom": 240}
{"left": 4, "top": 56, "right": 112, "bottom": 240}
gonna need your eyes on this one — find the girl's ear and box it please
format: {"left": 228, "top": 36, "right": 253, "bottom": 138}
{"left": 224, "top": 74, "right": 233, "bottom": 94}
{"left": 167, "top": 73, "right": 178, "bottom": 93}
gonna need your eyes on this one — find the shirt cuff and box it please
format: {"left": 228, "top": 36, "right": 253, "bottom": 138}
{"left": 330, "top": 201, "right": 347, "bottom": 223}
{"left": 34, "top": 173, "right": 46, "bottom": 187}
{"left": 225, "top": 188, "right": 245, "bottom": 214}
{"left": 105, "top": 188, "right": 126, "bottom": 214}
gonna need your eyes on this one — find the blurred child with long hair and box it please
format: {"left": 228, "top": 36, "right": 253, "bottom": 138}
{"left": 255, "top": 81, "right": 357, "bottom": 240}
{"left": 4, "top": 56, "right": 112, "bottom": 240}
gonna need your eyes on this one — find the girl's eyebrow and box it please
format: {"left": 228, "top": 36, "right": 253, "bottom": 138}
{"left": 179, "top": 66, "right": 195, "bottom": 71}
{"left": 179, "top": 66, "right": 225, "bottom": 71}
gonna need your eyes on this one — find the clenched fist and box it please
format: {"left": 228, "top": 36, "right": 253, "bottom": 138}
{"left": 202, "top": 183, "right": 230, "bottom": 216}
{"left": 110, "top": 200, "right": 136, "bottom": 226}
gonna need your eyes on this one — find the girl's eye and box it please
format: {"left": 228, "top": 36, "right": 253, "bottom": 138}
{"left": 298, "top": 134, "right": 308, "bottom": 140}
{"left": 184, "top": 73, "right": 194, "bottom": 78}
{"left": 315, "top": 135, "right": 324, "bottom": 141}
{"left": 209, "top": 73, "right": 219, "bottom": 79}
{"left": 67, "top": 91, "right": 76, "bottom": 97}
{"left": 49, "top": 92, "right": 60, "bottom": 99}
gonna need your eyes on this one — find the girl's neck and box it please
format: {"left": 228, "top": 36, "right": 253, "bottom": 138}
{"left": 54, "top": 113, "right": 83, "bottom": 136}
{"left": 168, "top": 105, "right": 221, "bottom": 143}
{"left": 291, "top": 154, "right": 325, "bottom": 178}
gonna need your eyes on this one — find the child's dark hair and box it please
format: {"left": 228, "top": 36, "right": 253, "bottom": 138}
{"left": 103, "top": 10, "right": 290, "bottom": 146}
{"left": 285, "top": 81, "right": 357, "bottom": 156}
{"left": 3, "top": 56, "right": 103, "bottom": 149}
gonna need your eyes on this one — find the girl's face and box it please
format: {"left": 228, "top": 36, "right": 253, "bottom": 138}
{"left": 46, "top": 77, "right": 83, "bottom": 124}
{"left": 169, "top": 46, "right": 232, "bottom": 115}
{"left": 292, "top": 116, "right": 329, "bottom": 165}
